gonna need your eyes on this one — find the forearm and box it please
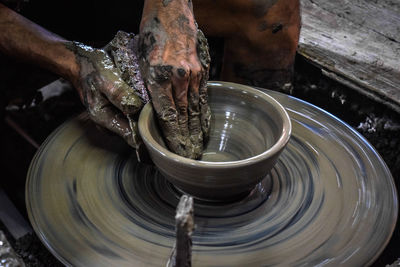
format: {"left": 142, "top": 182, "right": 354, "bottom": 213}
{"left": 0, "top": 4, "right": 78, "bottom": 81}
{"left": 141, "top": 0, "right": 194, "bottom": 29}
{"left": 139, "top": 0, "right": 197, "bottom": 64}
{"left": 142, "top": 0, "right": 190, "bottom": 16}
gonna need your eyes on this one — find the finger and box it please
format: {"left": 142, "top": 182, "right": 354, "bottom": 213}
{"left": 126, "top": 114, "right": 142, "bottom": 149}
{"left": 188, "top": 67, "right": 203, "bottom": 159}
{"left": 196, "top": 28, "right": 212, "bottom": 141}
{"left": 92, "top": 74, "right": 143, "bottom": 115}
{"left": 84, "top": 81, "right": 140, "bottom": 148}
{"left": 199, "top": 73, "right": 211, "bottom": 141}
{"left": 92, "top": 50, "right": 143, "bottom": 115}
{"left": 94, "top": 106, "right": 140, "bottom": 149}
{"left": 147, "top": 81, "right": 188, "bottom": 157}
{"left": 172, "top": 67, "right": 190, "bottom": 143}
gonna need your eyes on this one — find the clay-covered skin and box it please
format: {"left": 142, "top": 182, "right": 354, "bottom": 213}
{"left": 66, "top": 41, "right": 144, "bottom": 148}
{"left": 0, "top": 4, "right": 147, "bottom": 151}
{"left": 139, "top": 0, "right": 211, "bottom": 159}
{"left": 105, "top": 31, "right": 150, "bottom": 104}
{"left": 196, "top": 29, "right": 211, "bottom": 140}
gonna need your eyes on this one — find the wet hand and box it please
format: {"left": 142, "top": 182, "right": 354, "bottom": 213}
{"left": 139, "top": 0, "right": 211, "bottom": 159}
{"left": 67, "top": 42, "right": 144, "bottom": 149}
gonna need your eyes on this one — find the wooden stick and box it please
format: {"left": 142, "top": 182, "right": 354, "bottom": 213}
{"left": 167, "top": 195, "right": 194, "bottom": 267}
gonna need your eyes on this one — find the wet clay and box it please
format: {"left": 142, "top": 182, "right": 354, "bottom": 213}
{"left": 138, "top": 4, "right": 211, "bottom": 159}
{"left": 138, "top": 13, "right": 189, "bottom": 157}
{"left": 196, "top": 28, "right": 211, "bottom": 142}
{"left": 66, "top": 40, "right": 143, "bottom": 149}
{"left": 66, "top": 4, "right": 211, "bottom": 159}
{"left": 67, "top": 42, "right": 143, "bottom": 114}
{"left": 106, "top": 31, "right": 150, "bottom": 104}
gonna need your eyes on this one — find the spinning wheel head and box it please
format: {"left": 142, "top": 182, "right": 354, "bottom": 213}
{"left": 138, "top": 82, "right": 291, "bottom": 201}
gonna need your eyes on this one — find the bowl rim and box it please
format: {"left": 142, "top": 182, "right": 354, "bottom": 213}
{"left": 138, "top": 81, "right": 292, "bottom": 168}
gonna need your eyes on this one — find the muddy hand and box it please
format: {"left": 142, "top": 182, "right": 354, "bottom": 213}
{"left": 67, "top": 42, "right": 143, "bottom": 148}
{"left": 139, "top": 0, "right": 211, "bottom": 159}
{"left": 0, "top": 4, "right": 144, "bottom": 151}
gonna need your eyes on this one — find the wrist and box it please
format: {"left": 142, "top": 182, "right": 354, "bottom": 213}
{"left": 57, "top": 41, "right": 80, "bottom": 85}
{"left": 141, "top": 0, "right": 194, "bottom": 30}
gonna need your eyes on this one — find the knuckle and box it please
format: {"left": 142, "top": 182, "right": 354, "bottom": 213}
{"left": 120, "top": 92, "right": 143, "bottom": 113}
{"left": 189, "top": 92, "right": 200, "bottom": 103}
{"left": 150, "top": 64, "right": 173, "bottom": 83}
{"left": 88, "top": 110, "right": 101, "bottom": 124}
{"left": 190, "top": 64, "right": 202, "bottom": 83}
{"left": 177, "top": 103, "right": 187, "bottom": 113}
{"left": 159, "top": 106, "right": 178, "bottom": 123}
{"left": 176, "top": 66, "right": 190, "bottom": 80}
{"left": 191, "top": 63, "right": 202, "bottom": 76}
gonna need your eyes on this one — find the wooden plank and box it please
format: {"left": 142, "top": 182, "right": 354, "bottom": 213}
{"left": 306, "top": 0, "right": 400, "bottom": 42}
{"left": 167, "top": 195, "right": 194, "bottom": 267}
{"left": 0, "top": 188, "right": 32, "bottom": 240}
{"left": 299, "top": 0, "right": 400, "bottom": 112}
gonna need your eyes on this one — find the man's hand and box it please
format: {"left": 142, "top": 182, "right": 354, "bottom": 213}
{"left": 67, "top": 42, "right": 144, "bottom": 148}
{"left": 139, "top": 0, "right": 211, "bottom": 159}
{"left": 0, "top": 4, "right": 145, "bottom": 151}
{"left": 0, "top": 2, "right": 211, "bottom": 159}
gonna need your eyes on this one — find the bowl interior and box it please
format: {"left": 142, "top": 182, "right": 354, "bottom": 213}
{"left": 202, "top": 87, "right": 283, "bottom": 162}
{"left": 143, "top": 82, "right": 288, "bottom": 163}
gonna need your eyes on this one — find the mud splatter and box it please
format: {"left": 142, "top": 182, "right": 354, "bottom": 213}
{"left": 138, "top": 32, "right": 156, "bottom": 59}
{"left": 272, "top": 23, "right": 283, "bottom": 33}
{"left": 106, "top": 31, "right": 149, "bottom": 103}
{"left": 196, "top": 29, "right": 211, "bottom": 69}
{"left": 177, "top": 68, "right": 187, "bottom": 77}
{"left": 150, "top": 65, "right": 173, "bottom": 83}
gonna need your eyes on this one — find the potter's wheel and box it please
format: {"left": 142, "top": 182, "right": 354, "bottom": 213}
{"left": 26, "top": 88, "right": 397, "bottom": 266}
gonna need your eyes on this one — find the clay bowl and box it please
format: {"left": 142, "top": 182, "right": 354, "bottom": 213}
{"left": 138, "top": 81, "right": 291, "bottom": 201}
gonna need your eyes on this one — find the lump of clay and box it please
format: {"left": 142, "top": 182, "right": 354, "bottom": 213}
{"left": 105, "top": 31, "right": 150, "bottom": 105}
